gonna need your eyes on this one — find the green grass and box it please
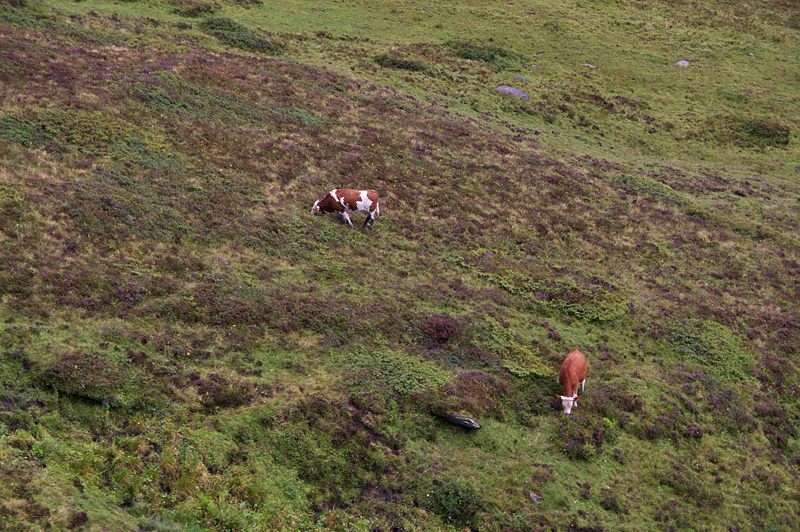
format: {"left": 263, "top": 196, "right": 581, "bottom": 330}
{"left": 1, "top": 0, "right": 799, "bottom": 531}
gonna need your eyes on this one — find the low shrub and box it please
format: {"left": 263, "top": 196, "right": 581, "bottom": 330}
{"left": 669, "top": 319, "right": 754, "bottom": 379}
{"left": 754, "top": 353, "right": 796, "bottom": 394}
{"left": 599, "top": 488, "right": 623, "bottom": 513}
{"left": 0, "top": 110, "right": 165, "bottom": 158}
{"left": 753, "top": 399, "right": 798, "bottom": 449}
{"left": 704, "top": 115, "right": 792, "bottom": 147}
{"left": 0, "top": 114, "right": 49, "bottom": 148}
{"left": 683, "top": 423, "right": 704, "bottom": 439}
{"left": 483, "top": 322, "right": 550, "bottom": 378}
{"left": 170, "top": 0, "right": 220, "bottom": 17}
{"left": 419, "top": 312, "right": 464, "bottom": 347}
{"left": 659, "top": 462, "right": 722, "bottom": 508}
{"left": 428, "top": 479, "right": 481, "bottom": 528}
{"left": 446, "top": 40, "right": 520, "bottom": 66}
{"left": 200, "top": 17, "right": 283, "bottom": 55}
{"left": 654, "top": 499, "right": 692, "bottom": 531}
{"left": 373, "top": 54, "right": 429, "bottom": 72}
{"left": 446, "top": 255, "right": 629, "bottom": 323}
{"left": 1, "top": 0, "right": 29, "bottom": 8}
{"left": 266, "top": 396, "right": 402, "bottom": 507}
{"left": 187, "top": 373, "right": 255, "bottom": 411}
{"left": 351, "top": 346, "right": 452, "bottom": 396}
{"left": 644, "top": 423, "right": 664, "bottom": 440}
{"left": 0, "top": 251, "right": 35, "bottom": 298}
{"left": 421, "top": 371, "right": 509, "bottom": 421}
{"left": 743, "top": 120, "right": 791, "bottom": 146}
{"left": 585, "top": 383, "right": 644, "bottom": 420}
{"left": 45, "top": 351, "right": 128, "bottom": 405}
{"left": 554, "top": 415, "right": 608, "bottom": 460}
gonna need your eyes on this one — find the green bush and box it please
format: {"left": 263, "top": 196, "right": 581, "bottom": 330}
{"left": 373, "top": 53, "right": 429, "bottom": 72}
{"left": 132, "top": 71, "right": 270, "bottom": 126}
{"left": 484, "top": 322, "right": 550, "bottom": 378}
{"left": 44, "top": 350, "right": 154, "bottom": 407}
{"left": 0, "top": 114, "right": 48, "bottom": 148}
{"left": 0, "top": 110, "right": 175, "bottom": 161}
{"left": 270, "top": 106, "right": 327, "bottom": 127}
{"left": 446, "top": 255, "right": 629, "bottom": 323}
{"left": 669, "top": 319, "right": 754, "bottom": 380}
{"left": 351, "top": 346, "right": 452, "bottom": 395}
{"left": 446, "top": 40, "right": 520, "bottom": 66}
{"left": 611, "top": 173, "right": 684, "bottom": 203}
{"left": 200, "top": 17, "right": 283, "bottom": 55}
{"left": 553, "top": 415, "right": 608, "bottom": 460}
{"left": 429, "top": 480, "right": 481, "bottom": 527}
{"left": 743, "top": 120, "right": 791, "bottom": 147}
{"left": 170, "top": 0, "right": 220, "bottom": 17}
{"left": 704, "top": 115, "right": 792, "bottom": 147}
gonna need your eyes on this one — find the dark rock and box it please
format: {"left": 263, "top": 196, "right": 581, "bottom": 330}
{"left": 433, "top": 412, "right": 481, "bottom": 429}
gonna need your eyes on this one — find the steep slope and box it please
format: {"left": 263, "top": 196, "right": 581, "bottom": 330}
{"left": 1, "top": 1, "right": 799, "bottom": 531}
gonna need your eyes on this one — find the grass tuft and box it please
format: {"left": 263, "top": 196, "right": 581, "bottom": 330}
{"left": 446, "top": 40, "right": 521, "bottom": 67}
{"left": 200, "top": 17, "right": 283, "bottom": 54}
{"left": 373, "top": 53, "right": 430, "bottom": 73}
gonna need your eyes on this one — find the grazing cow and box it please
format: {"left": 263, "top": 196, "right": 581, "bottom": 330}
{"left": 311, "top": 189, "right": 380, "bottom": 230}
{"left": 557, "top": 349, "right": 587, "bottom": 415}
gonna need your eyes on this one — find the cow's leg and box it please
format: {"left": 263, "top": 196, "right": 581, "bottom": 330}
{"left": 580, "top": 379, "right": 585, "bottom": 393}
{"left": 341, "top": 212, "right": 354, "bottom": 228}
{"left": 363, "top": 213, "right": 374, "bottom": 230}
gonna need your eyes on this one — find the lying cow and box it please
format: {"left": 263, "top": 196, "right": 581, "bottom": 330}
{"left": 311, "top": 189, "right": 380, "bottom": 230}
{"left": 557, "top": 349, "right": 587, "bottom": 415}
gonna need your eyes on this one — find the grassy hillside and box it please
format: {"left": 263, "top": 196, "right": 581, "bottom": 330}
{"left": 1, "top": 0, "right": 799, "bottom": 530}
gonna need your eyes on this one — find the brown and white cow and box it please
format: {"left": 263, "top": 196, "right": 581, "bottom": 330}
{"left": 311, "top": 189, "right": 380, "bottom": 230}
{"left": 557, "top": 349, "right": 587, "bottom": 415}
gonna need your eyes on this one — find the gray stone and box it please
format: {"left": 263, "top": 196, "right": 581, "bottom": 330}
{"left": 494, "top": 85, "right": 529, "bottom": 100}
{"left": 433, "top": 412, "right": 481, "bottom": 429}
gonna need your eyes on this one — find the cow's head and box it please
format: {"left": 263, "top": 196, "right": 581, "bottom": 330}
{"left": 311, "top": 200, "right": 322, "bottom": 215}
{"left": 556, "top": 395, "right": 578, "bottom": 415}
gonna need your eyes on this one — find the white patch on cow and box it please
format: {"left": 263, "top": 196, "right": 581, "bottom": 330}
{"left": 335, "top": 190, "right": 348, "bottom": 209}
{"left": 356, "top": 190, "right": 370, "bottom": 213}
{"left": 558, "top": 395, "right": 578, "bottom": 415}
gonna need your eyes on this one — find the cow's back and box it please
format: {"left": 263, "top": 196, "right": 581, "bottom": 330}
{"left": 559, "top": 350, "right": 586, "bottom": 391}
